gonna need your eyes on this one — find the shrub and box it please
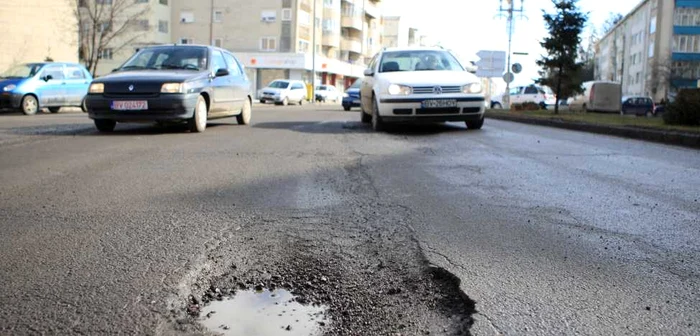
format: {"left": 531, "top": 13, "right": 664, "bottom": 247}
{"left": 521, "top": 101, "right": 541, "bottom": 111}
{"left": 664, "top": 89, "right": 700, "bottom": 126}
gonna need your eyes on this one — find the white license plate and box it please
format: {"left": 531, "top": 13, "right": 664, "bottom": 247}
{"left": 422, "top": 99, "right": 457, "bottom": 108}
{"left": 111, "top": 100, "right": 148, "bottom": 111}
{"left": 353, "top": 99, "right": 361, "bottom": 104}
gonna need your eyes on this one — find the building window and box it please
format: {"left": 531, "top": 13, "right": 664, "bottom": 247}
{"left": 649, "top": 42, "right": 654, "bottom": 57}
{"left": 214, "top": 10, "right": 223, "bottom": 22}
{"left": 213, "top": 38, "right": 223, "bottom": 47}
{"left": 261, "top": 10, "right": 276, "bottom": 23}
{"left": 180, "top": 11, "right": 194, "bottom": 23}
{"left": 180, "top": 38, "right": 193, "bottom": 44}
{"left": 158, "top": 20, "right": 168, "bottom": 33}
{"left": 260, "top": 37, "right": 277, "bottom": 51}
{"left": 650, "top": 16, "right": 656, "bottom": 34}
{"left": 324, "top": 0, "right": 336, "bottom": 8}
{"left": 99, "top": 48, "right": 113, "bottom": 60}
{"left": 135, "top": 0, "right": 147, "bottom": 3}
{"left": 298, "top": 40, "right": 310, "bottom": 53}
{"left": 282, "top": 8, "right": 292, "bottom": 21}
{"left": 636, "top": 72, "right": 641, "bottom": 84}
{"left": 159, "top": 0, "right": 168, "bottom": 5}
{"left": 138, "top": 19, "right": 149, "bottom": 31}
{"left": 322, "top": 19, "right": 337, "bottom": 32}
{"left": 298, "top": 10, "right": 310, "bottom": 26}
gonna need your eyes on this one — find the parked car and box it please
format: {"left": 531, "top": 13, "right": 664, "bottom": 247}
{"left": 569, "top": 81, "right": 622, "bottom": 113}
{"left": 315, "top": 85, "right": 341, "bottom": 103}
{"left": 621, "top": 96, "right": 655, "bottom": 116}
{"left": 86, "top": 44, "right": 252, "bottom": 133}
{"left": 259, "top": 79, "right": 307, "bottom": 105}
{"left": 490, "top": 84, "right": 556, "bottom": 109}
{"left": 342, "top": 79, "right": 362, "bottom": 111}
{"left": 0, "top": 62, "right": 92, "bottom": 115}
{"left": 360, "top": 47, "right": 486, "bottom": 131}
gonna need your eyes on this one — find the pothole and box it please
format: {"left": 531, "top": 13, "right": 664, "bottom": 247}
{"left": 199, "top": 289, "right": 328, "bottom": 335}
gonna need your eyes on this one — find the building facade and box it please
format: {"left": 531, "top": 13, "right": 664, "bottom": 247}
{"left": 380, "top": 16, "right": 423, "bottom": 48}
{"left": 170, "top": 0, "right": 382, "bottom": 92}
{"left": 0, "top": 0, "right": 78, "bottom": 72}
{"left": 595, "top": 0, "right": 700, "bottom": 101}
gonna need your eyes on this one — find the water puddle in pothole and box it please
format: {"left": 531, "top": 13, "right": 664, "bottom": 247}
{"left": 199, "top": 289, "right": 328, "bottom": 336}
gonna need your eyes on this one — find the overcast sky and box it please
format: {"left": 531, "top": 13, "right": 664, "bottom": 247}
{"left": 382, "top": 0, "right": 642, "bottom": 90}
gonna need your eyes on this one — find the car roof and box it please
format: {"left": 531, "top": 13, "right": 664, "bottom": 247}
{"left": 381, "top": 46, "right": 448, "bottom": 53}
{"left": 24, "top": 62, "right": 84, "bottom": 67}
{"left": 141, "top": 43, "right": 230, "bottom": 54}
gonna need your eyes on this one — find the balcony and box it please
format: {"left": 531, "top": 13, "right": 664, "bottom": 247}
{"left": 322, "top": 31, "right": 340, "bottom": 47}
{"left": 365, "top": 1, "right": 380, "bottom": 18}
{"left": 341, "top": 14, "right": 363, "bottom": 30}
{"left": 341, "top": 38, "right": 362, "bottom": 53}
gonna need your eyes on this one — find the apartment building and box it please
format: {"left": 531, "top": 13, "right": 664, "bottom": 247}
{"left": 171, "top": 0, "right": 382, "bottom": 92}
{"left": 0, "top": 0, "right": 78, "bottom": 72}
{"left": 595, "top": 0, "right": 700, "bottom": 101}
{"left": 381, "top": 16, "right": 422, "bottom": 48}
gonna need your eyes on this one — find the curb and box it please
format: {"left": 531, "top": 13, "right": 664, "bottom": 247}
{"left": 486, "top": 113, "right": 700, "bottom": 149}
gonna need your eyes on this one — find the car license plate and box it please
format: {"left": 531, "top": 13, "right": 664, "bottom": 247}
{"left": 111, "top": 100, "right": 148, "bottom": 111}
{"left": 353, "top": 99, "right": 361, "bottom": 104}
{"left": 422, "top": 99, "right": 457, "bottom": 108}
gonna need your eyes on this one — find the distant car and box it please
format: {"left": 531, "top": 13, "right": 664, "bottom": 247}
{"left": 491, "top": 84, "right": 556, "bottom": 109}
{"left": 360, "top": 47, "right": 486, "bottom": 131}
{"left": 569, "top": 81, "right": 622, "bottom": 113}
{"left": 342, "top": 79, "right": 362, "bottom": 111}
{"left": 621, "top": 96, "right": 654, "bottom": 116}
{"left": 0, "top": 62, "right": 92, "bottom": 115}
{"left": 259, "top": 79, "right": 307, "bottom": 105}
{"left": 86, "top": 44, "right": 252, "bottom": 133}
{"left": 315, "top": 85, "right": 341, "bottom": 103}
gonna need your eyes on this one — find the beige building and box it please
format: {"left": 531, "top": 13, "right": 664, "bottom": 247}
{"left": 380, "top": 15, "right": 423, "bottom": 49}
{"left": 88, "top": 0, "right": 173, "bottom": 76}
{"left": 171, "top": 0, "right": 381, "bottom": 92}
{"left": 0, "top": 0, "right": 78, "bottom": 72}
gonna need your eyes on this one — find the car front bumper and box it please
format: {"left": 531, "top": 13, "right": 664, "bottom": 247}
{"left": 342, "top": 96, "right": 361, "bottom": 107}
{"left": 377, "top": 96, "right": 485, "bottom": 122}
{"left": 0, "top": 92, "right": 22, "bottom": 109}
{"left": 86, "top": 93, "right": 198, "bottom": 122}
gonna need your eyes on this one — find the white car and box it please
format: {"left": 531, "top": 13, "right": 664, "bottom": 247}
{"left": 259, "top": 79, "right": 307, "bottom": 106}
{"left": 490, "top": 84, "right": 556, "bottom": 109}
{"left": 315, "top": 85, "right": 341, "bottom": 103}
{"left": 360, "top": 47, "right": 485, "bottom": 131}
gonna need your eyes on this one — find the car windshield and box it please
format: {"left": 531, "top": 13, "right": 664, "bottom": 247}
{"left": 316, "top": 86, "right": 327, "bottom": 91}
{"left": 269, "top": 81, "right": 290, "bottom": 88}
{"left": 1, "top": 64, "right": 44, "bottom": 79}
{"left": 349, "top": 80, "right": 362, "bottom": 89}
{"left": 379, "top": 50, "right": 464, "bottom": 73}
{"left": 119, "top": 47, "right": 208, "bottom": 71}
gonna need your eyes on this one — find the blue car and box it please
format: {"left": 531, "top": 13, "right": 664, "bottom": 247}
{"left": 342, "top": 79, "right": 362, "bottom": 111}
{"left": 0, "top": 62, "right": 92, "bottom": 115}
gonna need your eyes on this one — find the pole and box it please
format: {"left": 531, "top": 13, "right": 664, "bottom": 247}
{"left": 505, "top": 7, "right": 513, "bottom": 109}
{"left": 209, "top": 0, "right": 214, "bottom": 45}
{"left": 311, "top": 0, "right": 317, "bottom": 104}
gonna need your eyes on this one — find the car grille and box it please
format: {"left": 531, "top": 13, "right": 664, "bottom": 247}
{"left": 412, "top": 86, "right": 462, "bottom": 94}
{"left": 104, "top": 93, "right": 159, "bottom": 99}
{"left": 416, "top": 107, "right": 461, "bottom": 115}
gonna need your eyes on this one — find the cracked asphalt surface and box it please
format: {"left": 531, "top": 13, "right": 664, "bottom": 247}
{"left": 0, "top": 105, "right": 698, "bottom": 335}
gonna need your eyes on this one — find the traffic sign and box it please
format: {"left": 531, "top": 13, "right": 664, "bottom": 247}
{"left": 503, "top": 72, "right": 515, "bottom": 83}
{"left": 512, "top": 63, "right": 522, "bottom": 74}
{"left": 475, "top": 50, "right": 506, "bottom": 78}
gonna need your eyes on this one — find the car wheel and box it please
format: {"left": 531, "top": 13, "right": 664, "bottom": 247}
{"left": 94, "top": 119, "right": 116, "bottom": 132}
{"left": 48, "top": 107, "right": 60, "bottom": 113}
{"left": 81, "top": 98, "right": 87, "bottom": 112}
{"left": 236, "top": 98, "right": 252, "bottom": 125}
{"left": 491, "top": 102, "right": 502, "bottom": 109}
{"left": 188, "top": 95, "right": 207, "bottom": 133}
{"left": 371, "top": 95, "right": 384, "bottom": 132}
{"left": 299, "top": 97, "right": 304, "bottom": 105}
{"left": 539, "top": 102, "right": 547, "bottom": 110}
{"left": 282, "top": 97, "right": 289, "bottom": 106}
{"left": 344, "top": 105, "right": 351, "bottom": 111}
{"left": 21, "top": 95, "right": 39, "bottom": 115}
{"left": 645, "top": 110, "right": 653, "bottom": 117}
{"left": 466, "top": 117, "right": 484, "bottom": 130}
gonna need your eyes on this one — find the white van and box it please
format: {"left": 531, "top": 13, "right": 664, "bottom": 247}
{"left": 569, "top": 81, "right": 621, "bottom": 113}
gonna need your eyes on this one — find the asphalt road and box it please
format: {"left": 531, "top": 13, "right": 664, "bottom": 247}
{"left": 0, "top": 105, "right": 698, "bottom": 335}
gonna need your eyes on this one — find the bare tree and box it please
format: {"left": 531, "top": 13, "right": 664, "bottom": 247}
{"left": 601, "top": 12, "right": 623, "bottom": 34}
{"left": 647, "top": 56, "right": 673, "bottom": 101}
{"left": 73, "top": 0, "right": 150, "bottom": 75}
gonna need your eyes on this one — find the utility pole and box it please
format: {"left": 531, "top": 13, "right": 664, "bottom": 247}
{"left": 498, "top": 0, "right": 524, "bottom": 109}
{"left": 311, "top": 0, "right": 317, "bottom": 103}
{"left": 209, "top": 0, "right": 214, "bottom": 45}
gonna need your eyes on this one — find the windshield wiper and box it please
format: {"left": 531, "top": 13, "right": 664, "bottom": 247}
{"left": 119, "top": 65, "right": 156, "bottom": 71}
{"left": 160, "top": 64, "right": 199, "bottom": 71}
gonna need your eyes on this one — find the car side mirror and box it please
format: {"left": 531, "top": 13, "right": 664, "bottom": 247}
{"left": 42, "top": 75, "right": 53, "bottom": 82}
{"left": 215, "top": 68, "right": 229, "bottom": 77}
{"left": 363, "top": 68, "right": 374, "bottom": 77}
{"left": 112, "top": 68, "right": 118, "bottom": 73}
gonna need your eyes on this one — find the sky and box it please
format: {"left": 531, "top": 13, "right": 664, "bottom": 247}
{"left": 382, "top": 0, "right": 642, "bottom": 92}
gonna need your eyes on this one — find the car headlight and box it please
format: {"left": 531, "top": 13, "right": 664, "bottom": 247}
{"left": 343, "top": 93, "right": 349, "bottom": 98}
{"left": 388, "top": 84, "right": 412, "bottom": 95}
{"left": 161, "top": 83, "right": 184, "bottom": 93}
{"left": 463, "top": 83, "right": 482, "bottom": 94}
{"left": 3, "top": 84, "right": 16, "bottom": 92}
{"left": 89, "top": 83, "right": 104, "bottom": 94}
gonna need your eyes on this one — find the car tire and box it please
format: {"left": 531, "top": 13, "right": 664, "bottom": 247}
{"left": 344, "top": 105, "right": 351, "bottom": 111}
{"left": 282, "top": 97, "right": 289, "bottom": 106}
{"left": 48, "top": 107, "right": 60, "bottom": 113}
{"left": 539, "top": 102, "right": 547, "bottom": 110}
{"left": 81, "top": 98, "right": 88, "bottom": 113}
{"left": 237, "top": 97, "right": 252, "bottom": 125}
{"left": 188, "top": 95, "right": 207, "bottom": 133}
{"left": 491, "top": 102, "right": 502, "bottom": 109}
{"left": 645, "top": 110, "right": 653, "bottom": 117}
{"left": 94, "top": 119, "right": 116, "bottom": 132}
{"left": 299, "top": 97, "right": 304, "bottom": 105}
{"left": 466, "top": 117, "right": 484, "bottom": 130}
{"left": 371, "top": 95, "right": 384, "bottom": 132}
{"left": 21, "top": 95, "right": 39, "bottom": 115}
